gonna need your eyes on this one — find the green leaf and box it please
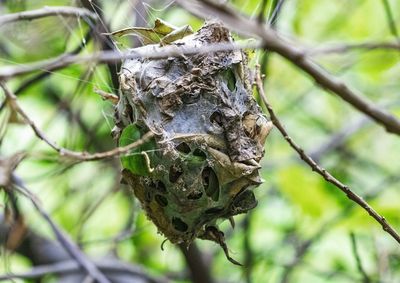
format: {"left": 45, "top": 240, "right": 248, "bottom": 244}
{"left": 119, "top": 124, "right": 154, "bottom": 176}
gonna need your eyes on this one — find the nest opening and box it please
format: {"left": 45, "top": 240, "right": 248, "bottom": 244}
{"left": 172, "top": 217, "right": 188, "bottom": 232}
{"left": 176, "top": 142, "right": 191, "bottom": 154}
{"left": 169, "top": 165, "right": 183, "bottom": 183}
{"left": 202, "top": 166, "right": 220, "bottom": 201}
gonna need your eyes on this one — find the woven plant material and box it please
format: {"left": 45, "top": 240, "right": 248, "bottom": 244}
{"left": 113, "top": 21, "right": 272, "bottom": 264}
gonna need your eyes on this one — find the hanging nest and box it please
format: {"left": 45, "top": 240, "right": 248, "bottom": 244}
{"left": 113, "top": 21, "right": 272, "bottom": 264}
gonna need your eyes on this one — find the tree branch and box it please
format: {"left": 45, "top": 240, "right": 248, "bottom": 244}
{"left": 0, "top": 82, "right": 154, "bottom": 161}
{"left": 0, "top": 41, "right": 260, "bottom": 81}
{"left": 0, "top": 214, "right": 166, "bottom": 283}
{"left": 9, "top": 175, "right": 111, "bottom": 283}
{"left": 254, "top": 64, "right": 400, "bottom": 246}
{"left": 179, "top": 243, "right": 215, "bottom": 283}
{"left": 307, "top": 41, "right": 400, "bottom": 55}
{"left": 350, "top": 232, "right": 371, "bottom": 283}
{"left": 0, "top": 6, "right": 97, "bottom": 26}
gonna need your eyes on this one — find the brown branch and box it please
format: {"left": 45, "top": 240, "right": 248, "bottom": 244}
{"left": 0, "top": 41, "right": 260, "bottom": 81}
{"left": 307, "top": 41, "right": 400, "bottom": 55}
{"left": 0, "top": 6, "right": 97, "bottom": 26}
{"left": 280, "top": 172, "right": 400, "bottom": 283}
{"left": 0, "top": 260, "right": 164, "bottom": 282}
{"left": 79, "top": 0, "right": 121, "bottom": 90}
{"left": 0, "top": 82, "right": 154, "bottom": 161}
{"left": 0, "top": 214, "right": 167, "bottom": 283}
{"left": 10, "top": 175, "right": 111, "bottom": 283}
{"left": 176, "top": 0, "right": 400, "bottom": 135}
{"left": 350, "top": 233, "right": 371, "bottom": 283}
{"left": 381, "top": 0, "right": 400, "bottom": 43}
{"left": 179, "top": 243, "right": 215, "bottom": 283}
{"left": 254, "top": 64, "right": 400, "bottom": 246}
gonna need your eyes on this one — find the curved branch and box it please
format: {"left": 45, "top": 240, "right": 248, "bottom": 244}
{"left": 0, "top": 82, "right": 154, "bottom": 161}
{"left": 254, "top": 64, "right": 400, "bottom": 246}
{"left": 0, "top": 6, "right": 97, "bottom": 26}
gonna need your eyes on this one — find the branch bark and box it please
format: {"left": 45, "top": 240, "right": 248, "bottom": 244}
{"left": 0, "top": 6, "right": 97, "bottom": 26}
{"left": 254, "top": 64, "right": 400, "bottom": 246}
{"left": 0, "top": 82, "right": 154, "bottom": 162}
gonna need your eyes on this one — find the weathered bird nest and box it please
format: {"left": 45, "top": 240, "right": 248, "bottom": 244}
{"left": 113, "top": 21, "right": 272, "bottom": 264}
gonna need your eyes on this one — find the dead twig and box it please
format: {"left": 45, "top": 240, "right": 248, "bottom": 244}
{"left": 0, "top": 6, "right": 97, "bottom": 26}
{"left": 307, "top": 41, "right": 400, "bottom": 55}
{"left": 10, "top": 175, "right": 111, "bottom": 283}
{"left": 94, "top": 88, "right": 119, "bottom": 104}
{"left": 0, "top": 41, "right": 261, "bottom": 81}
{"left": 350, "top": 233, "right": 372, "bottom": 283}
{"left": 0, "top": 82, "right": 154, "bottom": 161}
{"left": 254, "top": 64, "right": 400, "bottom": 246}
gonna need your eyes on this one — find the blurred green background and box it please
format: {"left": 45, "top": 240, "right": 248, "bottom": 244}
{"left": 1, "top": 0, "right": 400, "bottom": 282}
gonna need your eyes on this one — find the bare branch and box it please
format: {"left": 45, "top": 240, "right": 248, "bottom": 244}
{"left": 10, "top": 175, "right": 111, "bottom": 283}
{"left": 308, "top": 41, "right": 400, "bottom": 55}
{"left": 381, "top": 0, "right": 400, "bottom": 43}
{"left": 0, "top": 41, "right": 260, "bottom": 81}
{"left": 0, "top": 82, "right": 154, "bottom": 161}
{"left": 0, "top": 6, "right": 97, "bottom": 26}
{"left": 0, "top": 213, "right": 167, "bottom": 283}
{"left": 179, "top": 243, "right": 215, "bottom": 283}
{"left": 350, "top": 233, "right": 372, "bottom": 283}
{"left": 176, "top": 0, "right": 400, "bottom": 135}
{"left": 0, "top": 259, "right": 163, "bottom": 282}
{"left": 254, "top": 64, "right": 400, "bottom": 246}
{"left": 94, "top": 88, "right": 119, "bottom": 104}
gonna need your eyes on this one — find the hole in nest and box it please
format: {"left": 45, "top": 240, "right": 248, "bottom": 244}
{"left": 182, "top": 92, "right": 200, "bottom": 104}
{"left": 187, "top": 191, "right": 203, "bottom": 200}
{"left": 149, "top": 180, "right": 167, "bottom": 194}
{"left": 223, "top": 69, "right": 236, "bottom": 92}
{"left": 145, "top": 190, "right": 152, "bottom": 202}
{"left": 155, "top": 194, "right": 168, "bottom": 207}
{"left": 169, "top": 165, "right": 183, "bottom": 183}
{"left": 204, "top": 207, "right": 224, "bottom": 214}
{"left": 157, "top": 181, "right": 167, "bottom": 193}
{"left": 176, "top": 142, "right": 191, "bottom": 154}
{"left": 193, "top": 148, "right": 207, "bottom": 160}
{"left": 172, "top": 217, "right": 188, "bottom": 232}
{"left": 210, "top": 111, "right": 223, "bottom": 126}
{"left": 202, "top": 167, "right": 220, "bottom": 201}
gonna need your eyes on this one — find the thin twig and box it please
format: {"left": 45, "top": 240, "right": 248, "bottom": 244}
{"left": 350, "top": 232, "right": 371, "bottom": 283}
{"left": 307, "top": 41, "right": 400, "bottom": 55}
{"left": 0, "top": 41, "right": 260, "bottom": 81}
{"left": 381, "top": 0, "right": 400, "bottom": 43}
{"left": 176, "top": 0, "right": 400, "bottom": 135}
{"left": 0, "top": 28, "right": 93, "bottom": 113}
{"left": 256, "top": 0, "right": 268, "bottom": 23}
{"left": 0, "top": 258, "right": 165, "bottom": 283}
{"left": 280, "top": 172, "right": 400, "bottom": 283}
{"left": 10, "top": 175, "right": 111, "bottom": 283}
{"left": 268, "top": 0, "right": 285, "bottom": 26}
{"left": 254, "top": 64, "right": 400, "bottom": 246}
{"left": 0, "top": 82, "right": 154, "bottom": 161}
{"left": 0, "top": 6, "right": 97, "bottom": 26}
{"left": 94, "top": 88, "right": 119, "bottom": 104}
